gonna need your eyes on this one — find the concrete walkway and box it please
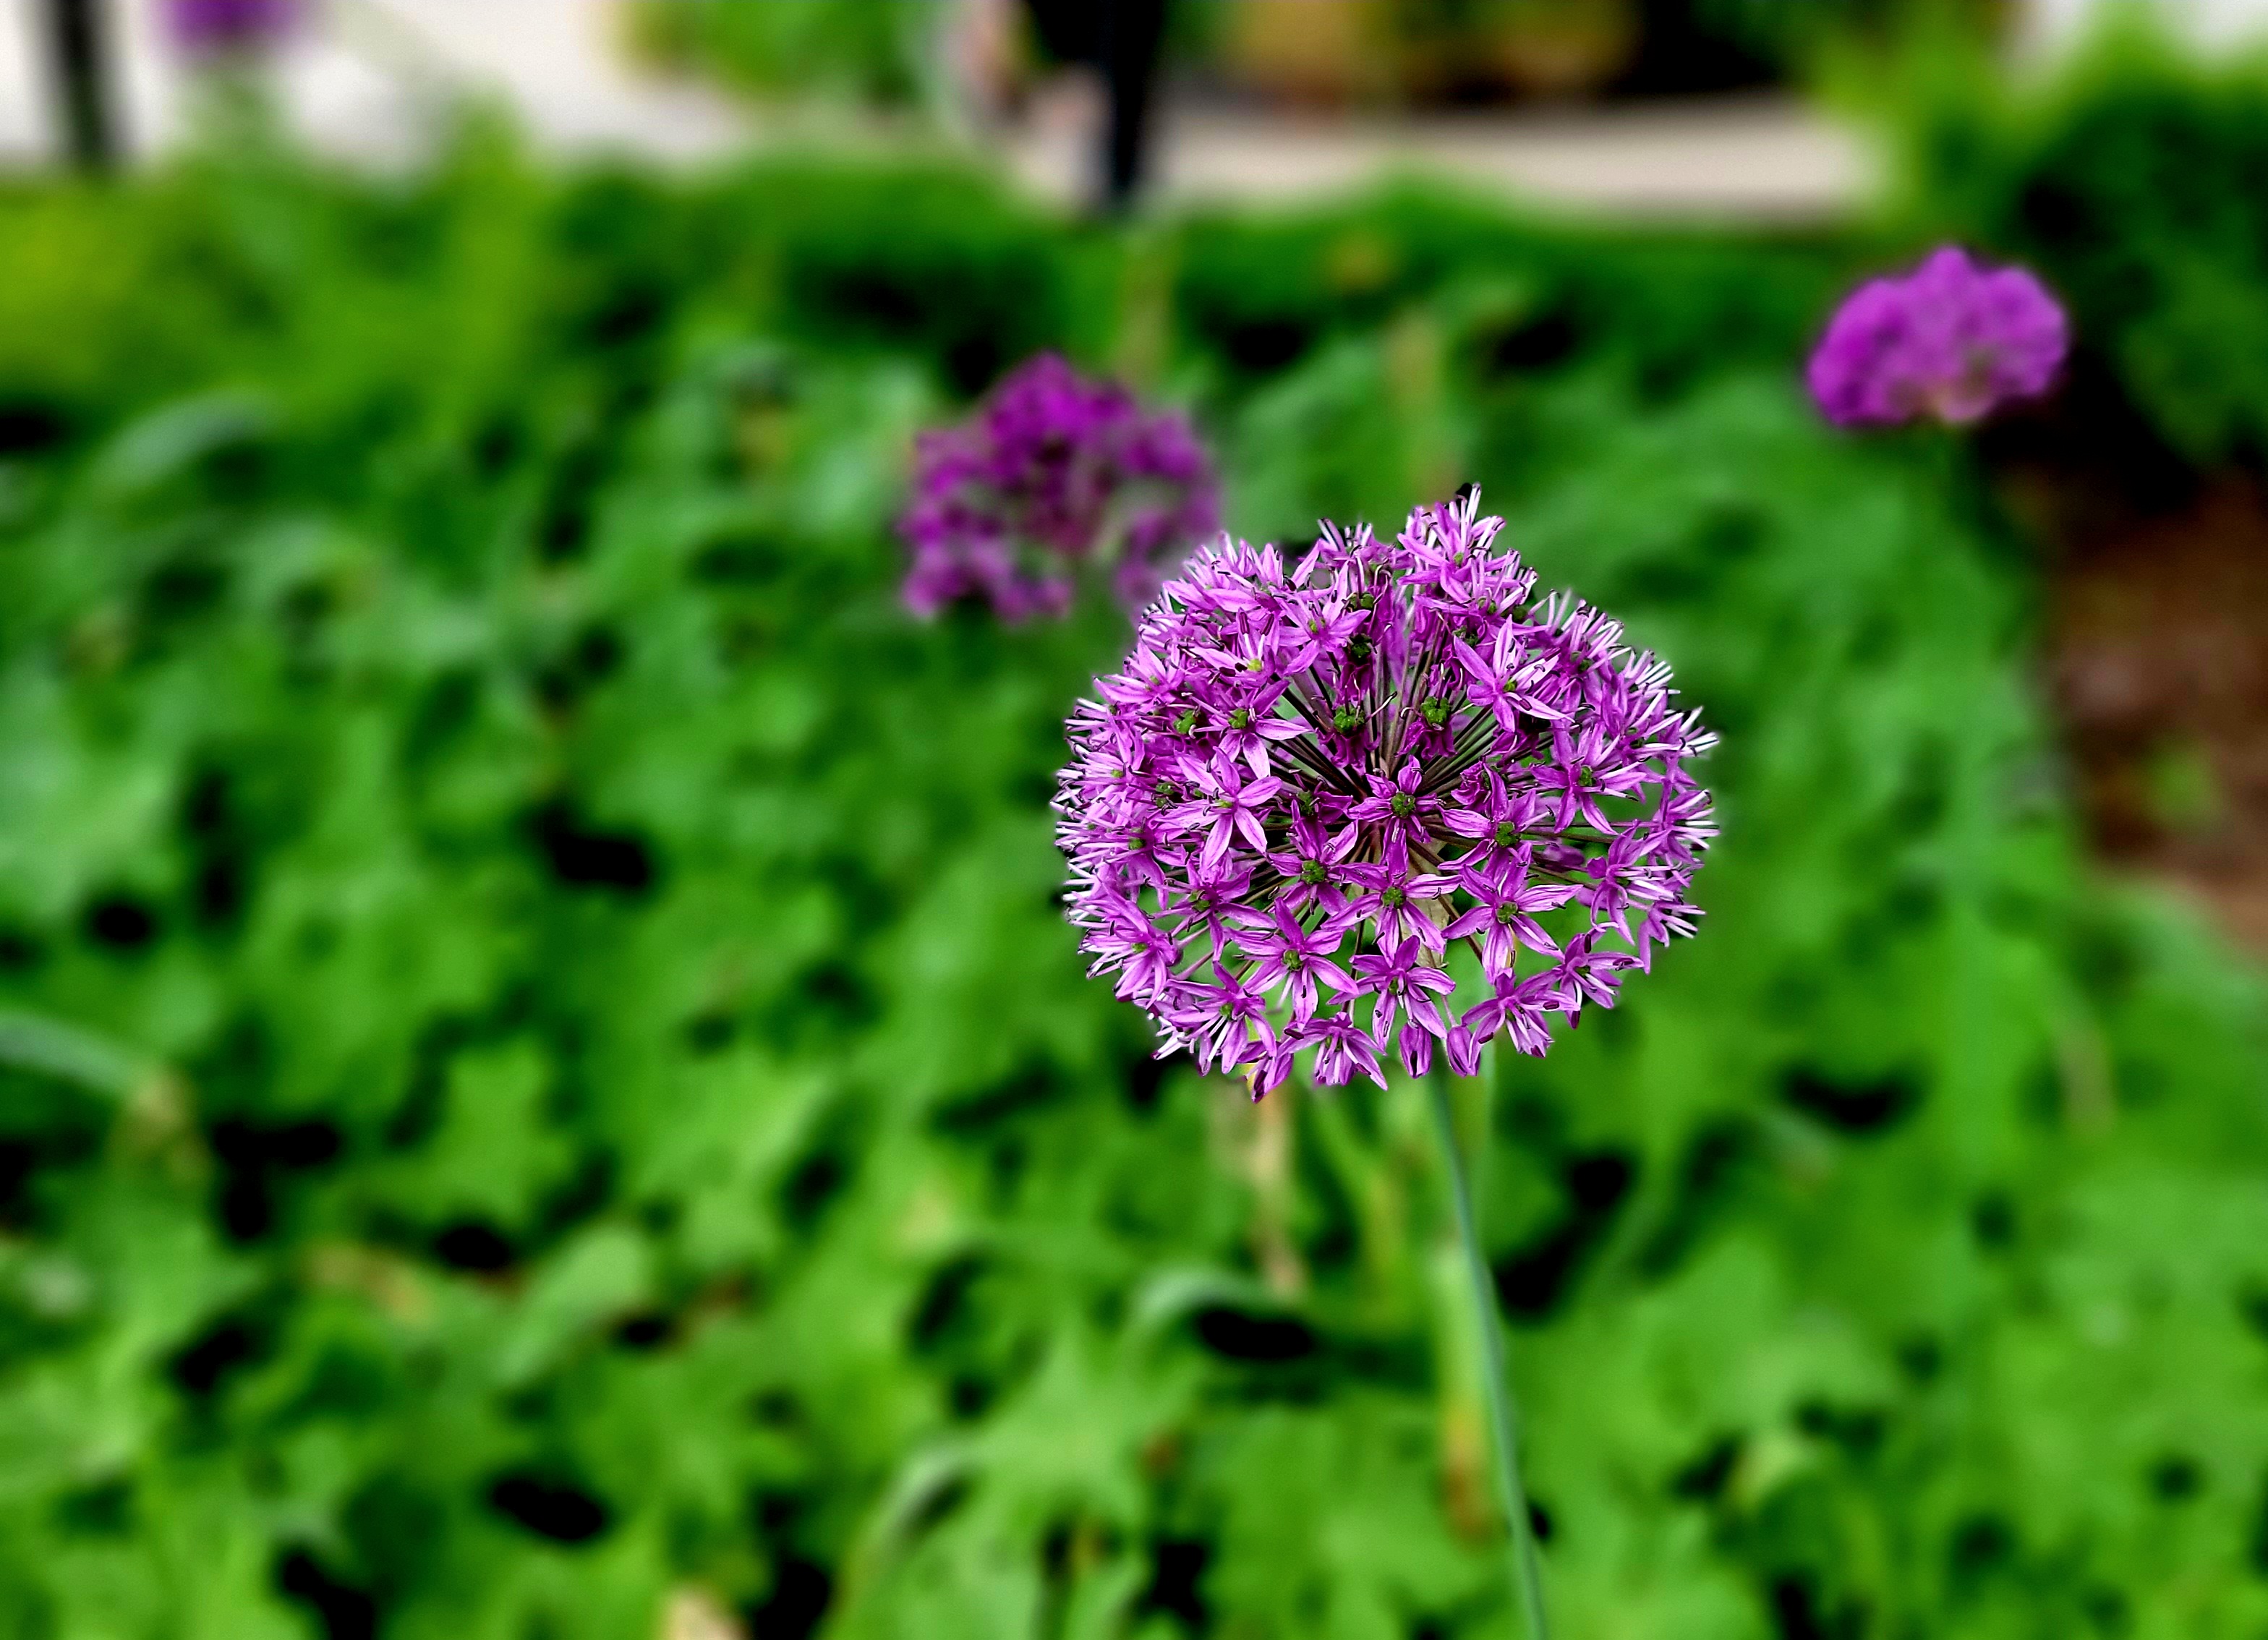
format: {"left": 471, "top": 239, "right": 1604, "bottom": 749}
{"left": 1, "top": 0, "right": 1873, "bottom": 221}
{"left": 1011, "top": 95, "right": 1875, "bottom": 222}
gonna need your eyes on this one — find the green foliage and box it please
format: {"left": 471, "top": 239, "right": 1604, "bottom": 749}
{"left": 0, "top": 137, "right": 2262, "bottom": 1640}
{"left": 1696, "top": 0, "right": 1998, "bottom": 73}
{"left": 626, "top": 0, "right": 937, "bottom": 107}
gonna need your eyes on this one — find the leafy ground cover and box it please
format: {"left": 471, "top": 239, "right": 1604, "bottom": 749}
{"left": 0, "top": 78, "right": 2264, "bottom": 1640}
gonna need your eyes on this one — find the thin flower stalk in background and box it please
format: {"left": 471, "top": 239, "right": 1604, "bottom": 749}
{"left": 1808, "top": 245, "right": 2068, "bottom": 427}
{"left": 900, "top": 352, "right": 1219, "bottom": 620}
{"left": 1054, "top": 485, "right": 1713, "bottom": 1636}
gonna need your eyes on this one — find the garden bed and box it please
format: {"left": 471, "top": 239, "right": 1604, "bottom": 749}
{"left": 2047, "top": 477, "right": 2268, "bottom": 949}
{"left": 1, "top": 55, "right": 2266, "bottom": 1633}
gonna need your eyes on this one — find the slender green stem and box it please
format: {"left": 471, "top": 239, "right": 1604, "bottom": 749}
{"left": 1428, "top": 1062, "right": 1550, "bottom": 1640}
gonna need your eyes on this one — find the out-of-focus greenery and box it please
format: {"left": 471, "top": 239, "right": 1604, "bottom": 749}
{"left": 612, "top": 0, "right": 1959, "bottom": 108}
{"left": 624, "top": 0, "right": 939, "bottom": 107}
{"left": 1695, "top": 0, "right": 2000, "bottom": 74}
{"left": 1, "top": 65, "right": 2266, "bottom": 1640}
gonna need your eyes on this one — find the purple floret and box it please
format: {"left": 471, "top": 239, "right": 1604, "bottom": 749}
{"left": 1055, "top": 486, "right": 1716, "bottom": 1098}
{"left": 165, "top": 0, "right": 301, "bottom": 53}
{"left": 1808, "top": 246, "right": 2068, "bottom": 427}
{"left": 900, "top": 354, "right": 1220, "bottom": 622}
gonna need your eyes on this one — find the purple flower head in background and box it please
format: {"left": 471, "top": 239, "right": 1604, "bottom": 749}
{"left": 900, "top": 354, "right": 1220, "bottom": 622}
{"left": 164, "top": 0, "right": 301, "bottom": 54}
{"left": 1808, "top": 246, "right": 2068, "bottom": 427}
{"left": 1056, "top": 487, "right": 1715, "bottom": 1098}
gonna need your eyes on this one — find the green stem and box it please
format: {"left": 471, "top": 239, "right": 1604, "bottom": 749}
{"left": 1428, "top": 1062, "right": 1550, "bottom": 1640}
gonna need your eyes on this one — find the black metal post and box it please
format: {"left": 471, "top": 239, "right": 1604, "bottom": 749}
{"left": 41, "top": 0, "right": 116, "bottom": 171}
{"left": 1023, "top": 0, "right": 1170, "bottom": 212}
{"left": 1101, "top": 0, "right": 1168, "bottom": 210}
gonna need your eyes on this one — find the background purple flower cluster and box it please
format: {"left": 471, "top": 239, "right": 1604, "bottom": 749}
{"left": 900, "top": 354, "right": 1219, "bottom": 621}
{"left": 1057, "top": 487, "right": 1715, "bottom": 1096}
{"left": 1807, "top": 244, "right": 2067, "bottom": 427}
{"left": 164, "top": 0, "right": 302, "bottom": 54}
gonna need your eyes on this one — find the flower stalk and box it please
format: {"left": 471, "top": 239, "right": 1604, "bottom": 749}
{"left": 1430, "top": 1059, "right": 1549, "bottom": 1640}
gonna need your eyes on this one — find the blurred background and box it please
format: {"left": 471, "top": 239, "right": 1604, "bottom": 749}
{"left": 2, "top": 1, "right": 2267, "bottom": 1636}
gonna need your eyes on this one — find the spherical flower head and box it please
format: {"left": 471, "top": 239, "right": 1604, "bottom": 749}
{"left": 1807, "top": 246, "right": 2068, "bottom": 427}
{"left": 165, "top": 0, "right": 302, "bottom": 54}
{"left": 900, "top": 353, "right": 1220, "bottom": 623}
{"left": 1055, "top": 487, "right": 1716, "bottom": 1098}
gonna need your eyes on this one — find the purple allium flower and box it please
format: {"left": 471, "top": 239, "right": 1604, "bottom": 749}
{"left": 1056, "top": 487, "right": 1715, "bottom": 1098}
{"left": 900, "top": 354, "right": 1220, "bottom": 622}
{"left": 1807, "top": 246, "right": 2068, "bottom": 427}
{"left": 163, "top": 0, "right": 301, "bottom": 54}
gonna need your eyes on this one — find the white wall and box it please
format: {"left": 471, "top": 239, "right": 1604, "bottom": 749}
{"left": 0, "top": 0, "right": 748, "bottom": 170}
{"left": 1, "top": 0, "right": 58, "bottom": 163}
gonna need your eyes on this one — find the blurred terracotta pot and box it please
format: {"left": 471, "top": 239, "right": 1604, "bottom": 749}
{"left": 1222, "top": 0, "right": 1394, "bottom": 105}
{"left": 1220, "top": 0, "right": 1637, "bottom": 106}
{"left": 1483, "top": 0, "right": 1637, "bottom": 98}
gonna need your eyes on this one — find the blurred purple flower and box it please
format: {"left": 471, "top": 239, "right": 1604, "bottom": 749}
{"left": 164, "top": 0, "right": 301, "bottom": 54}
{"left": 900, "top": 354, "right": 1219, "bottom": 622}
{"left": 1057, "top": 487, "right": 1715, "bottom": 1098}
{"left": 1808, "top": 246, "right": 2068, "bottom": 427}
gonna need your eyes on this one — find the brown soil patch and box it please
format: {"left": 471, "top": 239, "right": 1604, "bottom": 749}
{"left": 2043, "top": 478, "right": 2268, "bottom": 950}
